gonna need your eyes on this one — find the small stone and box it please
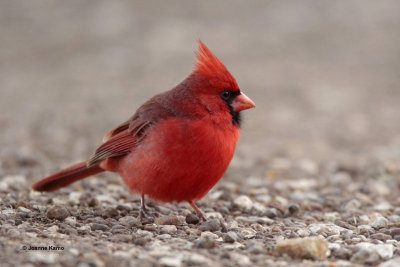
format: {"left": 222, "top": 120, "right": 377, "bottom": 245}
{"left": 111, "top": 234, "right": 132, "bottom": 243}
{"left": 157, "top": 215, "right": 179, "bottom": 225}
{"left": 88, "top": 197, "right": 99, "bottom": 207}
{"left": 389, "top": 228, "right": 400, "bottom": 237}
{"left": 265, "top": 208, "right": 278, "bottom": 218}
{"left": 64, "top": 216, "right": 77, "bottom": 227}
{"left": 351, "top": 249, "right": 380, "bottom": 265}
{"left": 160, "top": 225, "right": 177, "bottom": 234}
{"left": 7, "top": 229, "right": 20, "bottom": 238}
{"left": 119, "top": 216, "right": 140, "bottom": 228}
{"left": 371, "top": 217, "right": 389, "bottom": 229}
{"left": 275, "top": 237, "right": 329, "bottom": 260}
{"left": 17, "top": 206, "right": 31, "bottom": 213}
{"left": 234, "top": 195, "right": 253, "bottom": 212}
{"left": 251, "top": 202, "right": 267, "bottom": 216}
{"left": 102, "top": 207, "right": 119, "bottom": 218}
{"left": 77, "top": 225, "right": 91, "bottom": 234}
{"left": 159, "top": 256, "right": 182, "bottom": 267}
{"left": 288, "top": 203, "right": 300, "bottom": 215}
{"left": 375, "top": 244, "right": 394, "bottom": 260}
{"left": 46, "top": 206, "right": 69, "bottom": 221}
{"left": 330, "top": 172, "right": 352, "bottom": 185}
{"left": 195, "top": 236, "right": 216, "bottom": 249}
{"left": 185, "top": 214, "right": 200, "bottom": 224}
{"left": 90, "top": 223, "right": 109, "bottom": 231}
{"left": 238, "top": 228, "right": 257, "bottom": 239}
{"left": 158, "top": 234, "right": 172, "bottom": 240}
{"left": 68, "top": 192, "right": 82, "bottom": 204}
{"left": 372, "top": 233, "right": 391, "bottom": 242}
{"left": 29, "top": 252, "right": 58, "bottom": 264}
{"left": 247, "top": 242, "right": 264, "bottom": 254}
{"left": 231, "top": 253, "right": 251, "bottom": 266}
{"left": 343, "top": 199, "right": 361, "bottom": 210}
{"left": 296, "top": 228, "right": 310, "bottom": 237}
{"left": 199, "top": 219, "right": 221, "bottom": 232}
{"left": 183, "top": 253, "right": 210, "bottom": 265}
{"left": 380, "top": 258, "right": 400, "bottom": 267}
{"left": 355, "top": 243, "right": 394, "bottom": 261}
{"left": 223, "top": 232, "right": 239, "bottom": 243}
{"left": 47, "top": 225, "right": 59, "bottom": 233}
{"left": 133, "top": 237, "right": 147, "bottom": 246}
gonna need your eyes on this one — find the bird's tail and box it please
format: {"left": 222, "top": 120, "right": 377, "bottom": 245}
{"left": 32, "top": 161, "right": 104, "bottom": 192}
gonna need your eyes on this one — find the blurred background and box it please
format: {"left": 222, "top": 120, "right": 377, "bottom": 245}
{"left": 1, "top": 0, "right": 400, "bottom": 178}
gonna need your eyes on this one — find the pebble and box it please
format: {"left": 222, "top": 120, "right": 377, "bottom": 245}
{"left": 17, "top": 206, "right": 31, "bottom": 213}
{"left": 64, "top": 216, "right": 77, "bottom": 227}
{"left": 199, "top": 219, "right": 221, "bottom": 232}
{"left": 102, "top": 207, "right": 119, "bottom": 218}
{"left": 371, "top": 233, "right": 392, "bottom": 242}
{"left": 265, "top": 208, "right": 278, "bottom": 218}
{"left": 355, "top": 243, "right": 394, "bottom": 260}
{"left": 223, "top": 231, "right": 239, "bottom": 243}
{"left": 389, "top": 228, "right": 400, "bottom": 237}
{"left": 157, "top": 215, "right": 179, "bottom": 225}
{"left": 195, "top": 235, "right": 217, "bottom": 249}
{"left": 46, "top": 206, "right": 69, "bottom": 221}
{"left": 371, "top": 217, "right": 389, "bottom": 229}
{"left": 90, "top": 223, "right": 109, "bottom": 232}
{"left": 185, "top": 214, "right": 200, "bottom": 224}
{"left": 380, "top": 258, "right": 400, "bottom": 267}
{"left": 288, "top": 203, "right": 300, "bottom": 215}
{"left": 251, "top": 202, "right": 267, "bottom": 216}
{"left": 159, "top": 256, "right": 182, "bottom": 267}
{"left": 7, "top": 229, "right": 20, "bottom": 238}
{"left": 308, "top": 223, "right": 347, "bottom": 236}
{"left": 234, "top": 195, "right": 253, "bottom": 212}
{"left": 351, "top": 248, "right": 380, "bottom": 264}
{"left": 275, "top": 237, "right": 329, "bottom": 260}
{"left": 183, "top": 253, "right": 210, "bottom": 265}
{"left": 119, "top": 216, "right": 140, "bottom": 228}
{"left": 28, "top": 252, "right": 58, "bottom": 264}
{"left": 160, "top": 225, "right": 177, "bottom": 234}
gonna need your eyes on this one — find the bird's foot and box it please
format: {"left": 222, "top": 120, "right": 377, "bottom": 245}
{"left": 189, "top": 200, "right": 207, "bottom": 222}
{"left": 139, "top": 208, "right": 155, "bottom": 223}
{"left": 139, "top": 194, "right": 155, "bottom": 223}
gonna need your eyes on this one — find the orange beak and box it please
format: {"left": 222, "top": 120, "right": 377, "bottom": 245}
{"left": 232, "top": 92, "right": 256, "bottom": 112}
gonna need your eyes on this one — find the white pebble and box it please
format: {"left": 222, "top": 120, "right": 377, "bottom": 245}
{"left": 234, "top": 195, "right": 253, "bottom": 211}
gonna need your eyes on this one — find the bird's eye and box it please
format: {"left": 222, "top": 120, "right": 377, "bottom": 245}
{"left": 221, "top": 90, "right": 231, "bottom": 100}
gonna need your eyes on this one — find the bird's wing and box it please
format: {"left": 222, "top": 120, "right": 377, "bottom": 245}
{"left": 87, "top": 95, "right": 175, "bottom": 166}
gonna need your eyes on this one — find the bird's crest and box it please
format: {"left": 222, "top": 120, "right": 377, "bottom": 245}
{"left": 194, "top": 40, "right": 238, "bottom": 90}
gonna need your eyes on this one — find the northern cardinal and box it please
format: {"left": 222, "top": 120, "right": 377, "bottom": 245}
{"left": 32, "top": 41, "right": 255, "bottom": 221}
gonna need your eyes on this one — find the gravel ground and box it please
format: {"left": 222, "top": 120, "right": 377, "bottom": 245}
{"left": 1, "top": 1, "right": 400, "bottom": 266}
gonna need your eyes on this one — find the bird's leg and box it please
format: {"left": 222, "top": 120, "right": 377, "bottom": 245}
{"left": 189, "top": 200, "right": 207, "bottom": 222}
{"left": 139, "top": 194, "right": 154, "bottom": 221}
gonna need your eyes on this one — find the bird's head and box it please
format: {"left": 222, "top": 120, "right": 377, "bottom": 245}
{"left": 190, "top": 40, "right": 255, "bottom": 126}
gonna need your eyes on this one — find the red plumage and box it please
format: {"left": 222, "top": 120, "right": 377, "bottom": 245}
{"left": 32, "top": 41, "right": 255, "bottom": 221}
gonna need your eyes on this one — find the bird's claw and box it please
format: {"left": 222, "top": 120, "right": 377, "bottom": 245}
{"left": 139, "top": 208, "right": 155, "bottom": 223}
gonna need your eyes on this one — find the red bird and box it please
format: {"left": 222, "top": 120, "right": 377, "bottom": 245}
{"left": 32, "top": 41, "right": 255, "bottom": 221}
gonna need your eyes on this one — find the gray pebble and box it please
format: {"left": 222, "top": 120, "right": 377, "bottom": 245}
{"left": 199, "top": 219, "right": 221, "bottom": 232}
{"left": 90, "top": 223, "right": 110, "bottom": 231}
{"left": 102, "top": 207, "right": 119, "bottom": 218}
{"left": 351, "top": 249, "right": 380, "bottom": 265}
{"left": 371, "top": 217, "right": 389, "bottom": 229}
{"left": 223, "top": 231, "right": 239, "bottom": 243}
{"left": 46, "top": 206, "right": 69, "bottom": 221}
{"left": 265, "top": 208, "right": 278, "bottom": 218}
{"left": 119, "top": 216, "right": 140, "bottom": 228}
